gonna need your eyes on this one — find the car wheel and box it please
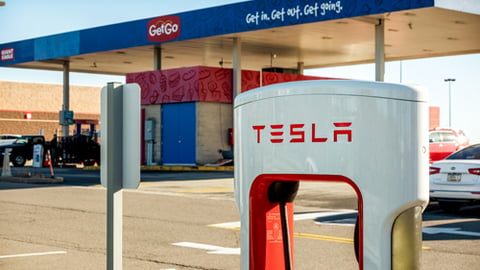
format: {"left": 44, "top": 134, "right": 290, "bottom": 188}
{"left": 439, "top": 201, "right": 462, "bottom": 213}
{"left": 12, "top": 155, "right": 26, "bottom": 167}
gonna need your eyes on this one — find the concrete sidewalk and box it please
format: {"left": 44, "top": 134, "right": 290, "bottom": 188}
{"left": 83, "top": 164, "right": 234, "bottom": 172}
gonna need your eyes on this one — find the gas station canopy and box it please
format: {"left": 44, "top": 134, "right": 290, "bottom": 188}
{"left": 1, "top": 0, "right": 479, "bottom": 75}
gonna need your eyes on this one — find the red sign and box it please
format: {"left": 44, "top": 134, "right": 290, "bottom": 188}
{"left": 252, "top": 122, "right": 352, "bottom": 143}
{"left": 147, "top": 16, "right": 181, "bottom": 42}
{"left": 1, "top": 47, "right": 14, "bottom": 61}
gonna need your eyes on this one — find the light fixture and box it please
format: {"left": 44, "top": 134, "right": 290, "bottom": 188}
{"left": 219, "top": 57, "right": 232, "bottom": 68}
{"left": 270, "top": 53, "right": 277, "bottom": 67}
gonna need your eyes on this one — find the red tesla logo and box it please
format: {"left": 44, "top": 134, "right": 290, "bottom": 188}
{"left": 252, "top": 122, "right": 352, "bottom": 143}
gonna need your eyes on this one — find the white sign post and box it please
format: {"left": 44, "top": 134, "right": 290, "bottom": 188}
{"left": 32, "top": 144, "right": 44, "bottom": 168}
{"left": 101, "top": 82, "right": 141, "bottom": 270}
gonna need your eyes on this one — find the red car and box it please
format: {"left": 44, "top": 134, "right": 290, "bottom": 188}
{"left": 429, "top": 128, "right": 469, "bottom": 163}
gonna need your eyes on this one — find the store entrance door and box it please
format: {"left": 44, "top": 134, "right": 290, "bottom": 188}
{"left": 161, "top": 102, "right": 196, "bottom": 165}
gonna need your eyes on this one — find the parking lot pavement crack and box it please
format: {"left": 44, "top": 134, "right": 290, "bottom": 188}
{"left": 0, "top": 200, "right": 104, "bottom": 215}
{"left": 124, "top": 254, "right": 223, "bottom": 270}
{"left": 0, "top": 235, "right": 105, "bottom": 256}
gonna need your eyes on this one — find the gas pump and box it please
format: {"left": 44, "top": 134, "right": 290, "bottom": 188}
{"left": 234, "top": 80, "right": 429, "bottom": 270}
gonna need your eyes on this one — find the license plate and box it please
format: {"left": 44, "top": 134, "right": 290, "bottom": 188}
{"left": 447, "top": 173, "right": 462, "bottom": 182}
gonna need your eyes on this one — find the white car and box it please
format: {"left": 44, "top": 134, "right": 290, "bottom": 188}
{"left": 429, "top": 143, "right": 480, "bottom": 211}
{"left": 0, "top": 134, "right": 21, "bottom": 146}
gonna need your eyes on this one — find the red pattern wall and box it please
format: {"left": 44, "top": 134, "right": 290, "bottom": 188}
{"left": 261, "top": 72, "right": 336, "bottom": 87}
{"left": 126, "top": 66, "right": 337, "bottom": 105}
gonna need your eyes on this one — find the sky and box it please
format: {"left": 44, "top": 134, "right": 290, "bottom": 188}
{"left": 0, "top": 0, "right": 479, "bottom": 142}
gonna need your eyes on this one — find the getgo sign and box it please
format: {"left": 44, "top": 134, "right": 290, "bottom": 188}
{"left": 147, "top": 16, "right": 181, "bottom": 42}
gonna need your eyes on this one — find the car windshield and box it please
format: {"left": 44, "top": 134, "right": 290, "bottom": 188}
{"left": 14, "top": 138, "right": 28, "bottom": 144}
{"left": 446, "top": 144, "right": 480, "bottom": 160}
{"left": 429, "top": 131, "right": 456, "bottom": 143}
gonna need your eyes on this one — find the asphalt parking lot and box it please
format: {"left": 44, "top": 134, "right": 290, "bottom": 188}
{"left": 0, "top": 167, "right": 479, "bottom": 269}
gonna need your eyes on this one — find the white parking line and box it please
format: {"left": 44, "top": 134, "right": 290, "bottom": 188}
{"left": 172, "top": 242, "right": 240, "bottom": 255}
{"left": 209, "top": 210, "right": 357, "bottom": 229}
{"left": 0, "top": 251, "right": 66, "bottom": 259}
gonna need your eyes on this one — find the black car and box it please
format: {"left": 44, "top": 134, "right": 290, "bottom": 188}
{"left": 0, "top": 135, "right": 46, "bottom": 167}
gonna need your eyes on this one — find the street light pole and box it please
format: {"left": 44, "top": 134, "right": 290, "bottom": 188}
{"left": 444, "top": 78, "right": 456, "bottom": 127}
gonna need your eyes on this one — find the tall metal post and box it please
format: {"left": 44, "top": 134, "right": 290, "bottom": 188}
{"left": 297, "top": 62, "right": 304, "bottom": 75}
{"left": 444, "top": 78, "right": 456, "bottom": 127}
{"left": 375, "top": 19, "right": 385, "bottom": 82}
{"left": 154, "top": 46, "right": 162, "bottom": 70}
{"left": 233, "top": 37, "right": 242, "bottom": 98}
{"left": 62, "top": 61, "right": 70, "bottom": 137}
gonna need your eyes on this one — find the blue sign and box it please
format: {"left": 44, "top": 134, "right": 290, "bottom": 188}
{"left": 59, "top": 110, "right": 74, "bottom": 125}
{"left": 0, "top": 0, "right": 435, "bottom": 66}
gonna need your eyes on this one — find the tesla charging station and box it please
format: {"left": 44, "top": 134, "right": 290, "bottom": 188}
{"left": 234, "top": 80, "right": 429, "bottom": 270}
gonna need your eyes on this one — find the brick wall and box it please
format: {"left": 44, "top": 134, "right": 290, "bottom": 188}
{"left": 0, "top": 81, "right": 101, "bottom": 140}
{"left": 197, "top": 102, "right": 233, "bottom": 164}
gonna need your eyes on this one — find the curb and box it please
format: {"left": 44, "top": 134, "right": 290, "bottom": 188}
{"left": 0, "top": 175, "right": 64, "bottom": 184}
{"left": 83, "top": 165, "right": 234, "bottom": 172}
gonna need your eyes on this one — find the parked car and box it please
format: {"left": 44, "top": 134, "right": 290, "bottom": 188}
{"left": 0, "top": 134, "right": 21, "bottom": 146}
{"left": 429, "top": 143, "right": 480, "bottom": 211}
{"left": 0, "top": 135, "right": 46, "bottom": 167}
{"left": 429, "top": 128, "right": 469, "bottom": 163}
{"left": 0, "top": 134, "right": 101, "bottom": 167}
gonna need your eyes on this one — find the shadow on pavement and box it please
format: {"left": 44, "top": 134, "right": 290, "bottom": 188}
{"left": 1, "top": 167, "right": 234, "bottom": 190}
